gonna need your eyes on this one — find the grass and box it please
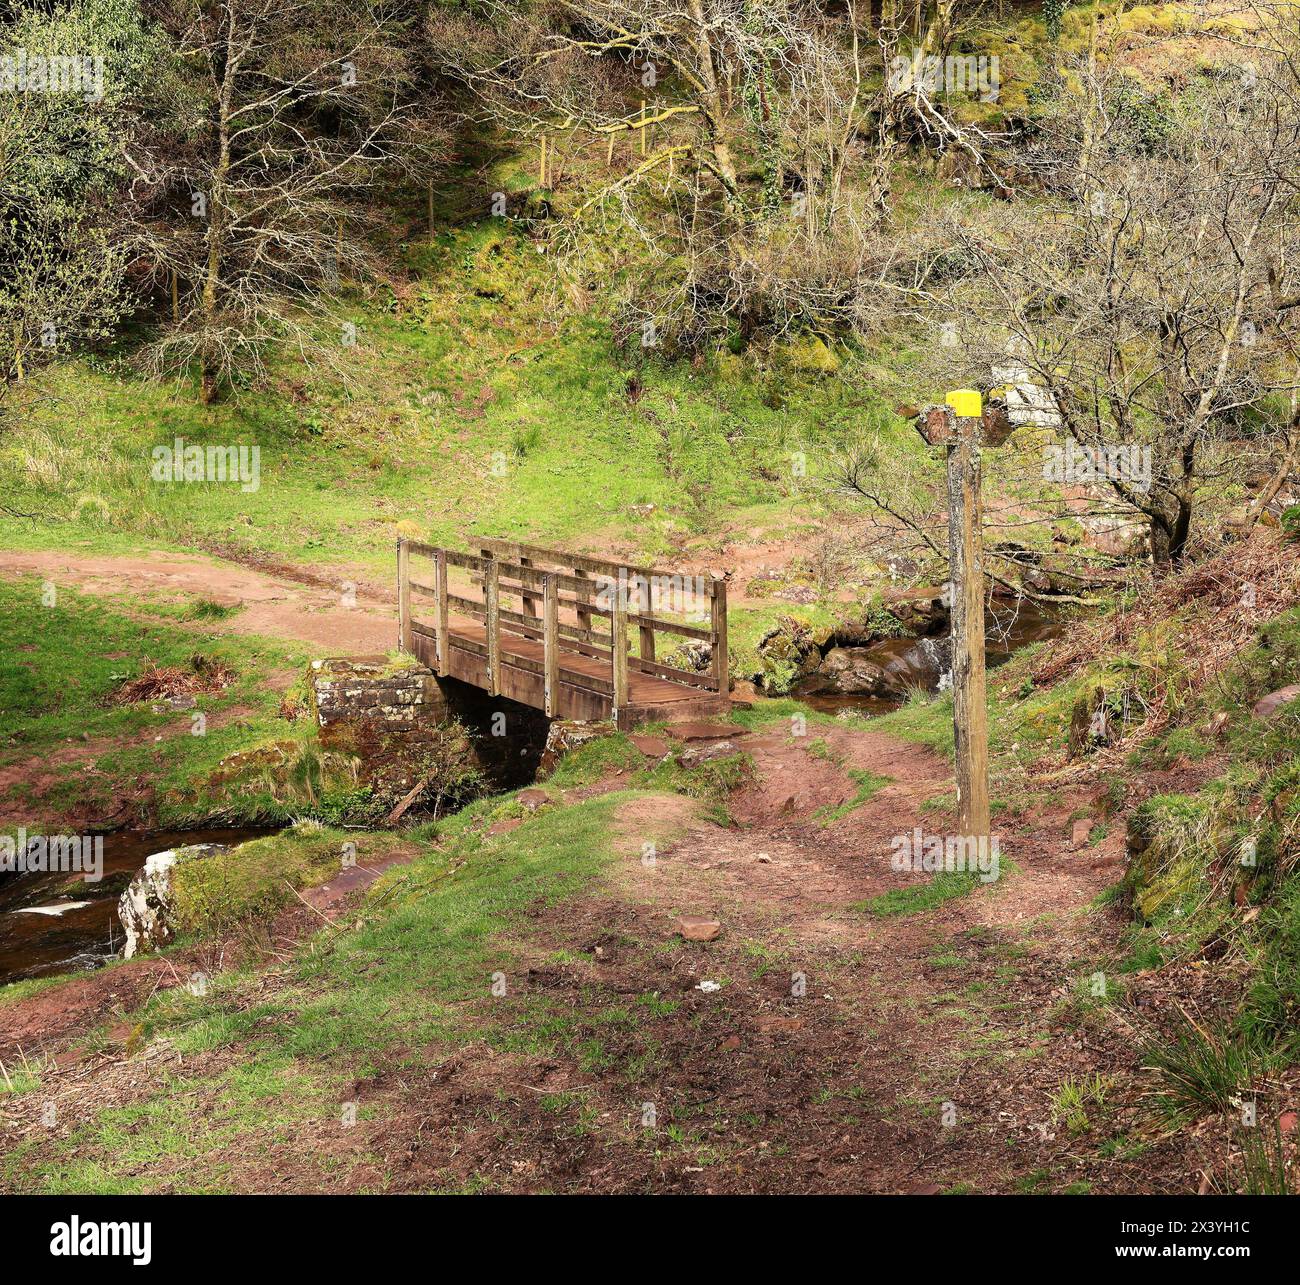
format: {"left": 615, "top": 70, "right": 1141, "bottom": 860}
{"left": 2, "top": 215, "right": 920, "bottom": 577}
{"left": 1141, "top": 1015, "right": 1264, "bottom": 1126}
{"left": 0, "top": 576, "right": 319, "bottom": 827}
{"left": 1048, "top": 1073, "right": 1111, "bottom": 1135}
{"left": 3, "top": 784, "right": 692, "bottom": 1192}
{"left": 167, "top": 823, "right": 411, "bottom": 944}
{"left": 813, "top": 766, "right": 890, "bottom": 826}
{"left": 854, "top": 869, "right": 986, "bottom": 918}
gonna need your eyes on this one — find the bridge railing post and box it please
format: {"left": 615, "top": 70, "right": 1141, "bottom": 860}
{"left": 611, "top": 585, "right": 629, "bottom": 721}
{"left": 542, "top": 573, "right": 558, "bottom": 717}
{"left": 397, "top": 539, "right": 412, "bottom": 652}
{"left": 710, "top": 577, "right": 728, "bottom": 695}
{"left": 485, "top": 556, "right": 501, "bottom": 697}
{"left": 634, "top": 573, "right": 656, "bottom": 665}
{"left": 434, "top": 547, "right": 449, "bottom": 677}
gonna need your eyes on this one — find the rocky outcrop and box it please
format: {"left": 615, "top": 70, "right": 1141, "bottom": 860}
{"left": 118, "top": 844, "right": 227, "bottom": 958}
{"left": 754, "top": 617, "right": 828, "bottom": 692}
{"left": 538, "top": 720, "right": 614, "bottom": 775}
{"left": 811, "top": 646, "right": 893, "bottom": 696}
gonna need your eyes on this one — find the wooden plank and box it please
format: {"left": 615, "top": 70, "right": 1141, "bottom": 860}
{"left": 397, "top": 540, "right": 412, "bottom": 652}
{"left": 639, "top": 621, "right": 657, "bottom": 666}
{"left": 485, "top": 558, "right": 500, "bottom": 697}
{"left": 447, "top": 592, "right": 487, "bottom": 618}
{"left": 543, "top": 574, "right": 558, "bottom": 716}
{"left": 435, "top": 548, "right": 449, "bottom": 677}
{"left": 628, "top": 655, "right": 716, "bottom": 688}
{"left": 500, "top": 565, "right": 610, "bottom": 605}
{"left": 478, "top": 536, "right": 716, "bottom": 594}
{"left": 491, "top": 573, "right": 712, "bottom": 639}
{"left": 710, "top": 577, "right": 729, "bottom": 696}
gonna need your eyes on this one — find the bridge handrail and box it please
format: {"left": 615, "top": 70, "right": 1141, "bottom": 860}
{"left": 397, "top": 538, "right": 728, "bottom": 714}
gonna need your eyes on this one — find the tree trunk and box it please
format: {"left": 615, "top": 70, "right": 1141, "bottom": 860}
{"left": 199, "top": 7, "right": 238, "bottom": 405}
{"left": 686, "top": 0, "right": 741, "bottom": 214}
{"left": 1149, "top": 496, "right": 1192, "bottom": 571}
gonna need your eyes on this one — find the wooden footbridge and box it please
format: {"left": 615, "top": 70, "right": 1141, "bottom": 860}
{"left": 397, "top": 538, "right": 730, "bottom": 729}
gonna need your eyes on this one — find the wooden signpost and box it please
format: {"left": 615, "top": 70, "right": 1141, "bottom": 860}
{"left": 918, "top": 390, "right": 993, "bottom": 842}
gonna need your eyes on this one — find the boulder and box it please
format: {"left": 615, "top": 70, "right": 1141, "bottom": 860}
{"left": 538, "top": 719, "right": 614, "bottom": 775}
{"left": 883, "top": 588, "right": 948, "bottom": 635}
{"left": 755, "top": 618, "right": 822, "bottom": 693}
{"left": 678, "top": 739, "right": 741, "bottom": 766}
{"left": 1079, "top": 513, "right": 1150, "bottom": 560}
{"left": 1253, "top": 684, "right": 1300, "bottom": 719}
{"left": 812, "top": 646, "right": 893, "bottom": 696}
{"left": 118, "top": 844, "right": 227, "bottom": 959}
{"left": 665, "top": 639, "right": 713, "bottom": 673}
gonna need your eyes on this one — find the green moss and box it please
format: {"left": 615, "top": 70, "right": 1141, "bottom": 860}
{"left": 169, "top": 826, "right": 405, "bottom": 941}
{"left": 1124, "top": 793, "right": 1213, "bottom": 923}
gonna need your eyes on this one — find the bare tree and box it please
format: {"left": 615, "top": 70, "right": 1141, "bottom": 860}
{"left": 130, "top": 0, "right": 437, "bottom": 402}
{"left": 920, "top": 16, "right": 1300, "bottom": 568}
{"left": 432, "top": 0, "right": 1001, "bottom": 349}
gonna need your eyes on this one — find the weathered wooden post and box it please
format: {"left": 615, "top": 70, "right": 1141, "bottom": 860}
{"left": 918, "top": 390, "right": 991, "bottom": 841}
{"left": 434, "top": 547, "right": 449, "bottom": 677}
{"left": 710, "top": 577, "right": 729, "bottom": 697}
{"left": 610, "top": 591, "right": 629, "bottom": 724}
{"left": 945, "top": 389, "right": 990, "bottom": 842}
{"left": 484, "top": 555, "right": 501, "bottom": 697}
{"left": 542, "top": 573, "right": 559, "bottom": 717}
{"left": 397, "top": 538, "right": 412, "bottom": 653}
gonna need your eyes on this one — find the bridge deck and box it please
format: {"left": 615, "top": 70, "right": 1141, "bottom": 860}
{"left": 399, "top": 538, "right": 730, "bottom": 730}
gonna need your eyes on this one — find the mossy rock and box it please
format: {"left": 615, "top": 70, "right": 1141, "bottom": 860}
{"left": 714, "top": 352, "right": 746, "bottom": 384}
{"left": 779, "top": 335, "right": 841, "bottom": 375}
{"left": 1124, "top": 793, "right": 1214, "bottom": 923}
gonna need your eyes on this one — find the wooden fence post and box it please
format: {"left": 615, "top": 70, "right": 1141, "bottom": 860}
{"left": 543, "top": 573, "right": 559, "bottom": 717}
{"left": 710, "top": 577, "right": 729, "bottom": 695}
{"left": 611, "top": 590, "right": 629, "bottom": 721}
{"left": 397, "top": 539, "right": 412, "bottom": 652}
{"left": 944, "top": 389, "right": 990, "bottom": 842}
{"left": 573, "top": 566, "right": 592, "bottom": 639}
{"left": 634, "top": 571, "right": 656, "bottom": 664}
{"left": 485, "top": 556, "right": 501, "bottom": 697}
{"left": 434, "top": 548, "right": 449, "bottom": 677}
{"left": 520, "top": 554, "right": 538, "bottom": 618}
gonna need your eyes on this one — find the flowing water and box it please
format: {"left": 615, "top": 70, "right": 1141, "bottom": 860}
{"left": 794, "top": 597, "right": 1064, "bottom": 716}
{"left": 0, "top": 826, "right": 275, "bottom": 984}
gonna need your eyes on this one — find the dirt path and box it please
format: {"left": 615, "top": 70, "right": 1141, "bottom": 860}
{"left": 0, "top": 548, "right": 395, "bottom": 654}
{"left": 2, "top": 716, "right": 1194, "bottom": 1195}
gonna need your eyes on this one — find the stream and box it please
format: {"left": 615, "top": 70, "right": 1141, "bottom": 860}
{"left": 793, "top": 597, "right": 1064, "bottom": 715}
{"left": 0, "top": 826, "right": 275, "bottom": 985}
